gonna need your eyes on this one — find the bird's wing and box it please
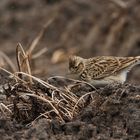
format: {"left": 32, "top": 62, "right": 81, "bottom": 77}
{"left": 86, "top": 56, "right": 137, "bottom": 79}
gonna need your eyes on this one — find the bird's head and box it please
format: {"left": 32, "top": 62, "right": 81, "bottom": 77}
{"left": 68, "top": 55, "right": 85, "bottom": 75}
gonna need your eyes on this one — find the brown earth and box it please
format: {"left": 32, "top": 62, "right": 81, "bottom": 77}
{"left": 0, "top": 0, "right": 140, "bottom": 140}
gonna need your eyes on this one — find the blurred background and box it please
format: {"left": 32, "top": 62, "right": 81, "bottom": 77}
{"left": 0, "top": 0, "right": 140, "bottom": 84}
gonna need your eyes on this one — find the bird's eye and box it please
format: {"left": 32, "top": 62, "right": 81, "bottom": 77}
{"left": 74, "top": 66, "right": 78, "bottom": 69}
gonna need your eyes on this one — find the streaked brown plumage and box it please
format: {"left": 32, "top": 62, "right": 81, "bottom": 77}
{"left": 69, "top": 55, "right": 140, "bottom": 86}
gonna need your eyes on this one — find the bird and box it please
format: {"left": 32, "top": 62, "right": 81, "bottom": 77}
{"left": 68, "top": 55, "right": 140, "bottom": 86}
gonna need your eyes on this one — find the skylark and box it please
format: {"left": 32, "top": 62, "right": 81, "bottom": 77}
{"left": 68, "top": 55, "right": 140, "bottom": 86}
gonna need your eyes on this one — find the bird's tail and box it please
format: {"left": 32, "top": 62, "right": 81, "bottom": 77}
{"left": 123, "top": 56, "right": 140, "bottom": 71}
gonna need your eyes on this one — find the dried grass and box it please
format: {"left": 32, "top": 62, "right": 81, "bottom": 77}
{"left": 0, "top": 19, "right": 95, "bottom": 123}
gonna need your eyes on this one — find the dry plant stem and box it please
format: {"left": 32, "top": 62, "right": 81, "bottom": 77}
{"left": 16, "top": 43, "right": 33, "bottom": 84}
{"left": 32, "top": 110, "right": 56, "bottom": 124}
{"left": 59, "top": 109, "right": 72, "bottom": 120}
{"left": 16, "top": 49, "right": 22, "bottom": 79}
{"left": 0, "top": 103, "right": 12, "bottom": 114}
{"left": 57, "top": 99, "right": 72, "bottom": 110}
{"left": 58, "top": 104, "right": 72, "bottom": 119}
{"left": 22, "top": 93, "right": 64, "bottom": 122}
{"left": 27, "top": 18, "right": 55, "bottom": 56}
{"left": 16, "top": 72, "right": 60, "bottom": 91}
{"left": 0, "top": 67, "right": 27, "bottom": 84}
{"left": 6, "top": 104, "right": 14, "bottom": 109}
{"left": 56, "top": 99, "right": 67, "bottom": 106}
{"left": 72, "top": 92, "right": 94, "bottom": 117}
{"left": 57, "top": 93, "right": 78, "bottom": 114}
{"left": 16, "top": 43, "right": 27, "bottom": 69}
{"left": 65, "top": 87, "right": 79, "bottom": 100}
{"left": 0, "top": 51, "right": 16, "bottom": 72}
{"left": 51, "top": 90, "right": 56, "bottom": 101}
{"left": 59, "top": 92, "right": 77, "bottom": 105}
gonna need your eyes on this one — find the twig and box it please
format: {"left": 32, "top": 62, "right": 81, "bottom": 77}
{"left": 16, "top": 43, "right": 33, "bottom": 84}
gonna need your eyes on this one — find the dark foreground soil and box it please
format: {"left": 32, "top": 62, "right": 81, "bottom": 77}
{"left": 0, "top": 71, "right": 140, "bottom": 140}
{"left": 0, "top": 0, "right": 140, "bottom": 140}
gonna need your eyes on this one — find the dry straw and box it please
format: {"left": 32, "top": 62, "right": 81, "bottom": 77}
{"left": 0, "top": 18, "right": 95, "bottom": 123}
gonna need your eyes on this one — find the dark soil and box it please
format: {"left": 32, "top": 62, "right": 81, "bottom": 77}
{"left": 0, "top": 0, "right": 140, "bottom": 140}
